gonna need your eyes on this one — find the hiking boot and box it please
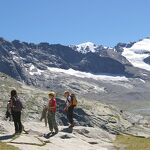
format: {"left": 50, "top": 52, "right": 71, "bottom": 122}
{"left": 47, "top": 131, "right": 53, "bottom": 136}
{"left": 69, "top": 123, "right": 74, "bottom": 128}
{"left": 55, "top": 129, "right": 59, "bottom": 134}
{"left": 51, "top": 131, "right": 55, "bottom": 135}
{"left": 14, "top": 132, "right": 21, "bottom": 135}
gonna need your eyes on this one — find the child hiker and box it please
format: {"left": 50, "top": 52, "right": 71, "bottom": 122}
{"left": 47, "top": 91, "right": 58, "bottom": 134}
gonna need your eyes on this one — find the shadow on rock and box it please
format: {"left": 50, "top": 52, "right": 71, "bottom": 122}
{"left": 61, "top": 127, "right": 73, "bottom": 133}
{"left": 56, "top": 98, "right": 92, "bottom": 127}
{"left": 0, "top": 134, "right": 15, "bottom": 140}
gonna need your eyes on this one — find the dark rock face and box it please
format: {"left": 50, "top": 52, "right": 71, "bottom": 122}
{"left": 0, "top": 37, "right": 150, "bottom": 87}
{"left": 144, "top": 56, "right": 150, "bottom": 65}
{"left": 0, "top": 38, "right": 129, "bottom": 82}
{"left": 77, "top": 52, "right": 125, "bottom": 74}
{"left": 56, "top": 98, "right": 93, "bottom": 126}
{"left": 114, "top": 42, "right": 135, "bottom": 52}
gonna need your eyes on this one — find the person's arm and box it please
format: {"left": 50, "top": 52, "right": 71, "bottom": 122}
{"left": 44, "top": 106, "right": 48, "bottom": 112}
{"left": 10, "top": 98, "right": 14, "bottom": 111}
{"left": 20, "top": 100, "right": 24, "bottom": 109}
{"left": 8, "top": 103, "right": 11, "bottom": 113}
{"left": 10, "top": 98, "right": 13, "bottom": 108}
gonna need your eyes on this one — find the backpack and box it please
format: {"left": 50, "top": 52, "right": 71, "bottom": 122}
{"left": 11, "top": 97, "right": 23, "bottom": 112}
{"left": 70, "top": 94, "right": 77, "bottom": 107}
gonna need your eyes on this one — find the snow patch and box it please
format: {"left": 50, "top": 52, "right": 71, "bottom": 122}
{"left": 25, "top": 64, "right": 44, "bottom": 76}
{"left": 122, "top": 39, "right": 150, "bottom": 71}
{"left": 130, "top": 39, "right": 150, "bottom": 50}
{"left": 12, "top": 55, "right": 20, "bottom": 62}
{"left": 9, "top": 51, "right": 25, "bottom": 62}
{"left": 139, "top": 79, "right": 146, "bottom": 83}
{"left": 93, "top": 86, "right": 105, "bottom": 92}
{"left": 9, "top": 51, "right": 16, "bottom": 55}
{"left": 30, "top": 64, "right": 35, "bottom": 70}
{"left": 47, "top": 67, "right": 128, "bottom": 81}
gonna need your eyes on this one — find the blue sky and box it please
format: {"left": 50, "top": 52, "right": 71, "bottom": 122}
{"left": 0, "top": 0, "right": 150, "bottom": 46}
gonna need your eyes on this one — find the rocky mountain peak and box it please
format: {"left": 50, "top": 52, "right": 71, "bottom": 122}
{"left": 73, "top": 42, "right": 97, "bottom": 54}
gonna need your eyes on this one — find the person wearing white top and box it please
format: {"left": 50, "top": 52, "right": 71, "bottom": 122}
{"left": 64, "top": 91, "right": 75, "bottom": 128}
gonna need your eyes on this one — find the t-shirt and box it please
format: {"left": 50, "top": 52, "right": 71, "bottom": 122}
{"left": 48, "top": 98, "right": 56, "bottom": 112}
{"left": 66, "top": 96, "right": 71, "bottom": 107}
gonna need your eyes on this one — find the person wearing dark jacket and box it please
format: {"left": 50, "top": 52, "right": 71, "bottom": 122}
{"left": 10, "top": 90, "right": 23, "bottom": 134}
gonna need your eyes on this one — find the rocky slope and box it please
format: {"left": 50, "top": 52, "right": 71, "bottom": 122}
{"left": 0, "top": 73, "right": 137, "bottom": 131}
{"left": 0, "top": 37, "right": 150, "bottom": 115}
{"left": 1, "top": 73, "right": 150, "bottom": 150}
{"left": 0, "top": 122, "right": 115, "bottom": 150}
{"left": 0, "top": 37, "right": 150, "bottom": 83}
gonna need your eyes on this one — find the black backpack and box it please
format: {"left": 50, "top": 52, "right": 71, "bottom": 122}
{"left": 11, "top": 97, "right": 23, "bottom": 112}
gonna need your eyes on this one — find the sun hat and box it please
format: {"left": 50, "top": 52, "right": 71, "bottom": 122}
{"left": 48, "top": 91, "right": 56, "bottom": 97}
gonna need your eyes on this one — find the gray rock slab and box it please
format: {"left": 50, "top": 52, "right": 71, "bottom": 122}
{"left": 10, "top": 134, "right": 44, "bottom": 145}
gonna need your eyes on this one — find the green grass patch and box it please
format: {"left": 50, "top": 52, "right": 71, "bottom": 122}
{"left": 115, "top": 134, "right": 150, "bottom": 150}
{"left": 0, "top": 142, "right": 20, "bottom": 150}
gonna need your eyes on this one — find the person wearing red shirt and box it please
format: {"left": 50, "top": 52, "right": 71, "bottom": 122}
{"left": 47, "top": 92, "right": 58, "bottom": 134}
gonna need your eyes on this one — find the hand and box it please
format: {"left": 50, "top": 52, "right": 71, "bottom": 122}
{"left": 63, "top": 107, "right": 68, "bottom": 112}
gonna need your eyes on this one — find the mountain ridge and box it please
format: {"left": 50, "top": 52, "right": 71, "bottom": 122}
{"left": 0, "top": 37, "right": 150, "bottom": 113}
{"left": 0, "top": 38, "right": 148, "bottom": 80}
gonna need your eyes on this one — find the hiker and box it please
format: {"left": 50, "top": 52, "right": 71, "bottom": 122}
{"left": 40, "top": 104, "right": 48, "bottom": 127}
{"left": 64, "top": 91, "right": 76, "bottom": 128}
{"left": 10, "top": 90, "right": 23, "bottom": 134}
{"left": 5, "top": 100, "right": 13, "bottom": 121}
{"left": 47, "top": 91, "right": 58, "bottom": 134}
